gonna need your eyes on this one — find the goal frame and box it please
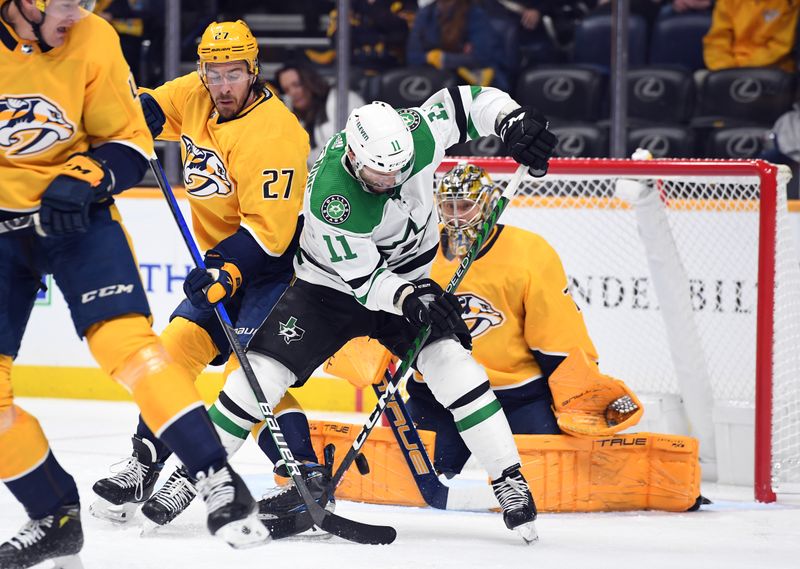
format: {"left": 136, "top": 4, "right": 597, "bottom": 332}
{"left": 437, "top": 157, "right": 785, "bottom": 502}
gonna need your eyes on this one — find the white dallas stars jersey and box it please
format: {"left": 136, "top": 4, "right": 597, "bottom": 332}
{"left": 296, "top": 86, "right": 517, "bottom": 313}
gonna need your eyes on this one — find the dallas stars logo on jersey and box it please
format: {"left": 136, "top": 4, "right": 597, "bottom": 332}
{"left": 181, "top": 134, "right": 233, "bottom": 198}
{"left": 321, "top": 195, "right": 351, "bottom": 225}
{"left": 279, "top": 316, "right": 305, "bottom": 344}
{"left": 0, "top": 95, "right": 75, "bottom": 157}
{"left": 457, "top": 292, "right": 505, "bottom": 338}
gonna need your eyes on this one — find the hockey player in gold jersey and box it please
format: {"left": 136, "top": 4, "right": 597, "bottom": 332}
{"left": 89, "top": 20, "right": 318, "bottom": 530}
{"left": 406, "top": 162, "right": 600, "bottom": 476}
{"left": 0, "top": 2, "right": 269, "bottom": 566}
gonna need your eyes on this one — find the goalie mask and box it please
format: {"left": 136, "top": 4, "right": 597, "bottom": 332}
{"left": 436, "top": 163, "right": 500, "bottom": 257}
{"left": 345, "top": 101, "right": 415, "bottom": 194}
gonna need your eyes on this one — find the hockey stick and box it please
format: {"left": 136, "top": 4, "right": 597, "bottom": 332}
{"left": 149, "top": 157, "right": 396, "bottom": 545}
{"left": 322, "top": 164, "right": 529, "bottom": 507}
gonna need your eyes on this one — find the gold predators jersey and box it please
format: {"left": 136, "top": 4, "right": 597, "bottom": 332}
{"left": 426, "top": 224, "right": 598, "bottom": 390}
{"left": 0, "top": 8, "right": 152, "bottom": 213}
{"left": 143, "top": 73, "right": 309, "bottom": 253}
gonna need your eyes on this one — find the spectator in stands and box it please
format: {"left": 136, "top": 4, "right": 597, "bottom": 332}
{"left": 487, "top": 1, "right": 588, "bottom": 64}
{"left": 703, "top": 0, "right": 800, "bottom": 71}
{"left": 276, "top": 63, "right": 365, "bottom": 167}
{"left": 408, "top": 0, "right": 510, "bottom": 90}
{"left": 306, "top": 0, "right": 416, "bottom": 73}
{"left": 669, "top": 0, "right": 713, "bottom": 13}
{"left": 591, "top": 0, "right": 665, "bottom": 28}
{"left": 94, "top": 0, "right": 163, "bottom": 85}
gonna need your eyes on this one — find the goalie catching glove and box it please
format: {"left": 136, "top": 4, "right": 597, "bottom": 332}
{"left": 39, "top": 152, "right": 114, "bottom": 236}
{"left": 548, "top": 348, "right": 643, "bottom": 438}
{"left": 183, "top": 249, "right": 243, "bottom": 309}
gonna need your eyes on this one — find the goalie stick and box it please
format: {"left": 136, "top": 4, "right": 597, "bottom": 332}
{"left": 149, "top": 157, "right": 396, "bottom": 545}
{"left": 317, "top": 164, "right": 529, "bottom": 512}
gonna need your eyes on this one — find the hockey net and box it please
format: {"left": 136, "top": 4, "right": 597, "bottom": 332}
{"left": 437, "top": 157, "right": 800, "bottom": 502}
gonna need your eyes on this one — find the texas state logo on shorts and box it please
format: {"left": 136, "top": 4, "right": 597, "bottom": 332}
{"left": 0, "top": 95, "right": 75, "bottom": 157}
{"left": 181, "top": 134, "right": 234, "bottom": 198}
{"left": 321, "top": 194, "right": 351, "bottom": 225}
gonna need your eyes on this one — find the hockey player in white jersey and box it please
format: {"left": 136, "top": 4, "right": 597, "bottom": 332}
{"left": 219, "top": 86, "right": 556, "bottom": 542}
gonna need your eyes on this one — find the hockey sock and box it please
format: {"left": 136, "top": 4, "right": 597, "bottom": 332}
{"left": 87, "top": 315, "right": 226, "bottom": 476}
{"left": 0, "top": 406, "right": 78, "bottom": 519}
{"left": 255, "top": 402, "right": 317, "bottom": 465}
{"left": 208, "top": 391, "right": 258, "bottom": 456}
{"left": 451, "top": 388, "right": 520, "bottom": 480}
{"left": 135, "top": 415, "right": 172, "bottom": 463}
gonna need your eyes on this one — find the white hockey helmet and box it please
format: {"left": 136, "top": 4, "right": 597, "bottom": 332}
{"left": 345, "top": 101, "right": 415, "bottom": 193}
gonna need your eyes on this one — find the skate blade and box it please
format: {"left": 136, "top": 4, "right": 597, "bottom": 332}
{"left": 139, "top": 517, "right": 163, "bottom": 537}
{"left": 46, "top": 554, "right": 84, "bottom": 569}
{"left": 89, "top": 498, "right": 138, "bottom": 524}
{"left": 515, "top": 520, "right": 539, "bottom": 545}
{"left": 216, "top": 513, "right": 272, "bottom": 549}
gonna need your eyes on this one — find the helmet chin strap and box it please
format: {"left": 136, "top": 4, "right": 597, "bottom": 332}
{"left": 344, "top": 151, "right": 399, "bottom": 196}
{"left": 13, "top": 0, "right": 52, "bottom": 51}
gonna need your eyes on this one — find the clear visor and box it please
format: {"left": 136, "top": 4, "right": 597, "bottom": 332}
{"left": 43, "top": 0, "right": 95, "bottom": 19}
{"left": 199, "top": 63, "right": 252, "bottom": 86}
{"left": 355, "top": 158, "right": 414, "bottom": 193}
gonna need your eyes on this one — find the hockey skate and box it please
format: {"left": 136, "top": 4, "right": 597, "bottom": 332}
{"left": 491, "top": 464, "right": 539, "bottom": 544}
{"left": 89, "top": 435, "right": 163, "bottom": 523}
{"left": 257, "top": 462, "right": 336, "bottom": 539}
{"left": 140, "top": 466, "right": 197, "bottom": 532}
{"left": 195, "top": 463, "right": 270, "bottom": 549}
{"left": 0, "top": 503, "right": 83, "bottom": 569}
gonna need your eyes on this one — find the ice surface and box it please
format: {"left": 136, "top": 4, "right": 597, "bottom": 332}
{"left": 2, "top": 398, "right": 799, "bottom": 569}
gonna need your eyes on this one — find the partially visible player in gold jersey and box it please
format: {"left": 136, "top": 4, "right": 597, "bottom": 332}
{"left": 0, "top": 2, "right": 268, "bottom": 565}
{"left": 406, "top": 162, "right": 599, "bottom": 477}
{"left": 88, "top": 20, "right": 317, "bottom": 531}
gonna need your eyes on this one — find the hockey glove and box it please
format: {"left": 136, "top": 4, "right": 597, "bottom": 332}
{"left": 140, "top": 93, "right": 166, "bottom": 138}
{"left": 39, "top": 153, "right": 113, "bottom": 236}
{"left": 497, "top": 106, "right": 557, "bottom": 177}
{"left": 183, "top": 250, "right": 243, "bottom": 309}
{"left": 400, "top": 279, "right": 464, "bottom": 337}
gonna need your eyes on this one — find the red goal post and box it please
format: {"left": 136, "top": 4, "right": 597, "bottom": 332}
{"left": 436, "top": 157, "right": 800, "bottom": 503}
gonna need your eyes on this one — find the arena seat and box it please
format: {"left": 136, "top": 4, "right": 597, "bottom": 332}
{"left": 573, "top": 14, "right": 648, "bottom": 69}
{"left": 361, "top": 67, "right": 458, "bottom": 107}
{"left": 446, "top": 135, "right": 508, "bottom": 158}
{"left": 628, "top": 125, "right": 696, "bottom": 158}
{"left": 693, "top": 68, "right": 795, "bottom": 127}
{"left": 649, "top": 12, "right": 712, "bottom": 71}
{"left": 704, "top": 126, "right": 769, "bottom": 159}
{"left": 627, "top": 67, "right": 695, "bottom": 124}
{"left": 550, "top": 124, "right": 608, "bottom": 158}
{"left": 515, "top": 65, "right": 607, "bottom": 122}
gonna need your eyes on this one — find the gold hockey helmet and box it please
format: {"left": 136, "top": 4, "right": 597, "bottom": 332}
{"left": 197, "top": 20, "right": 259, "bottom": 77}
{"left": 435, "top": 163, "right": 499, "bottom": 257}
{"left": 33, "top": 1, "right": 96, "bottom": 17}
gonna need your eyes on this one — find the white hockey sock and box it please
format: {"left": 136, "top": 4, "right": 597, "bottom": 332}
{"left": 208, "top": 402, "right": 253, "bottom": 457}
{"left": 451, "top": 390, "right": 521, "bottom": 480}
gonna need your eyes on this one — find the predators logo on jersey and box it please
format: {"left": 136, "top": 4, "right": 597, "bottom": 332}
{"left": 456, "top": 292, "right": 505, "bottom": 338}
{"left": 181, "top": 134, "right": 233, "bottom": 198}
{"left": 0, "top": 95, "right": 75, "bottom": 157}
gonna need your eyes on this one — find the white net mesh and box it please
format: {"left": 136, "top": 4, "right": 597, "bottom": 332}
{"left": 437, "top": 158, "right": 800, "bottom": 495}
